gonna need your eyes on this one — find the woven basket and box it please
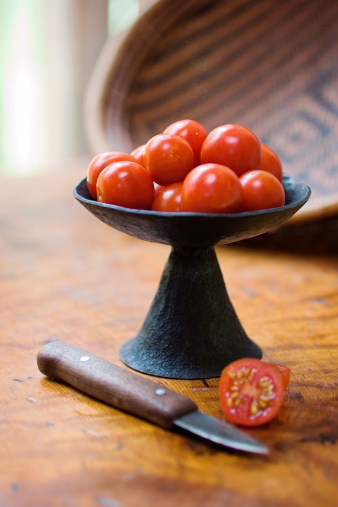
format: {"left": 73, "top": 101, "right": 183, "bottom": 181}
{"left": 84, "top": 0, "right": 338, "bottom": 223}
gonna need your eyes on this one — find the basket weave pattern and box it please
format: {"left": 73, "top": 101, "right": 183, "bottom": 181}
{"left": 87, "top": 0, "right": 338, "bottom": 221}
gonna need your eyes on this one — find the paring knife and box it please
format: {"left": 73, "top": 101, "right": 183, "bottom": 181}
{"left": 37, "top": 341, "right": 268, "bottom": 455}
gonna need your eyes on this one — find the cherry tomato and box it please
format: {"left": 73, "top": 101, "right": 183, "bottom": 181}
{"left": 163, "top": 119, "right": 209, "bottom": 166}
{"left": 219, "top": 358, "right": 284, "bottom": 427}
{"left": 264, "top": 362, "right": 291, "bottom": 391}
{"left": 180, "top": 163, "right": 243, "bottom": 213}
{"left": 154, "top": 182, "right": 164, "bottom": 197}
{"left": 96, "top": 161, "right": 154, "bottom": 210}
{"left": 239, "top": 170, "right": 285, "bottom": 211}
{"left": 144, "top": 133, "right": 194, "bottom": 186}
{"left": 87, "top": 151, "right": 138, "bottom": 199}
{"left": 131, "top": 144, "right": 146, "bottom": 168}
{"left": 151, "top": 182, "right": 183, "bottom": 212}
{"left": 259, "top": 144, "right": 283, "bottom": 181}
{"left": 201, "top": 124, "right": 262, "bottom": 177}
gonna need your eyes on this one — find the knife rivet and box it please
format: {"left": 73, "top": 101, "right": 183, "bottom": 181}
{"left": 155, "top": 388, "right": 166, "bottom": 396}
{"left": 80, "top": 356, "right": 90, "bottom": 362}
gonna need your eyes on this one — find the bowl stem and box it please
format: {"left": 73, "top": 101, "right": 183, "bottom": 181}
{"left": 119, "top": 245, "right": 262, "bottom": 379}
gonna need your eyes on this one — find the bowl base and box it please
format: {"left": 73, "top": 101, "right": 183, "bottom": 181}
{"left": 119, "top": 246, "right": 262, "bottom": 379}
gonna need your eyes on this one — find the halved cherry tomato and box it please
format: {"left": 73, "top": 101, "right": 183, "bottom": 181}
{"left": 201, "top": 124, "right": 262, "bottom": 177}
{"left": 131, "top": 144, "right": 146, "bottom": 168}
{"left": 163, "top": 119, "right": 209, "bottom": 166}
{"left": 87, "top": 151, "right": 138, "bottom": 199}
{"left": 239, "top": 170, "right": 285, "bottom": 211}
{"left": 180, "top": 163, "right": 243, "bottom": 213}
{"left": 144, "top": 133, "right": 194, "bottom": 186}
{"left": 259, "top": 144, "right": 283, "bottom": 182}
{"left": 219, "top": 358, "right": 284, "bottom": 426}
{"left": 264, "top": 362, "right": 291, "bottom": 391}
{"left": 151, "top": 182, "right": 183, "bottom": 212}
{"left": 96, "top": 161, "right": 154, "bottom": 210}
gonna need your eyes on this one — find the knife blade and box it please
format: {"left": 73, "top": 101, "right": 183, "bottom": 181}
{"left": 37, "top": 341, "right": 268, "bottom": 454}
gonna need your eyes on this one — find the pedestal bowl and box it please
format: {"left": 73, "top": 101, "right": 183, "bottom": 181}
{"left": 74, "top": 174, "right": 310, "bottom": 379}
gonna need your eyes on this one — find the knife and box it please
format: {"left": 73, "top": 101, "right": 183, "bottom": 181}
{"left": 37, "top": 341, "right": 268, "bottom": 454}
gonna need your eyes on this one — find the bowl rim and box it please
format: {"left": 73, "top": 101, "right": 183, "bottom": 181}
{"left": 74, "top": 173, "right": 311, "bottom": 219}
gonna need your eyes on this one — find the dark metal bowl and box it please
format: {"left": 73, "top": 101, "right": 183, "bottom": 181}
{"left": 73, "top": 174, "right": 310, "bottom": 379}
{"left": 74, "top": 174, "right": 311, "bottom": 249}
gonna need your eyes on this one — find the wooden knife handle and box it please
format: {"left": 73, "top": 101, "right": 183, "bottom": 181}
{"left": 37, "top": 341, "right": 197, "bottom": 429}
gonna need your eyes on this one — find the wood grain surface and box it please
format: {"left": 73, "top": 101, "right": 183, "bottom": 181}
{"left": 0, "top": 165, "right": 337, "bottom": 507}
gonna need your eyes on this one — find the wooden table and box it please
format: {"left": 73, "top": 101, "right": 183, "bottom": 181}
{"left": 1, "top": 165, "right": 337, "bottom": 507}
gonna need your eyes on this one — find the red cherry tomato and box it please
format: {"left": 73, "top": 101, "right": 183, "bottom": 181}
{"left": 96, "top": 161, "right": 154, "bottom": 210}
{"left": 181, "top": 163, "right": 243, "bottom": 213}
{"left": 264, "top": 362, "right": 291, "bottom": 391}
{"left": 152, "top": 182, "right": 183, "bottom": 212}
{"left": 201, "top": 124, "right": 262, "bottom": 177}
{"left": 87, "top": 151, "right": 138, "bottom": 199}
{"left": 144, "top": 133, "right": 194, "bottom": 186}
{"left": 219, "top": 358, "right": 284, "bottom": 427}
{"left": 154, "top": 182, "right": 164, "bottom": 197}
{"left": 163, "top": 119, "right": 209, "bottom": 166}
{"left": 259, "top": 144, "right": 283, "bottom": 181}
{"left": 131, "top": 144, "right": 146, "bottom": 168}
{"left": 239, "top": 170, "right": 285, "bottom": 211}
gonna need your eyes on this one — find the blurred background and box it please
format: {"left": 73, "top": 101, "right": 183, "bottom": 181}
{"left": 0, "top": 0, "right": 337, "bottom": 256}
{"left": 0, "top": 0, "right": 140, "bottom": 175}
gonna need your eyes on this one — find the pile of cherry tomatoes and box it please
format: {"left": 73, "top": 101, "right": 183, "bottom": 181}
{"left": 87, "top": 120, "right": 285, "bottom": 214}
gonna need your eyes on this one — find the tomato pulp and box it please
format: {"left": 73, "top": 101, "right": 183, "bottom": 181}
{"left": 219, "top": 358, "right": 284, "bottom": 426}
{"left": 265, "top": 362, "right": 291, "bottom": 391}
